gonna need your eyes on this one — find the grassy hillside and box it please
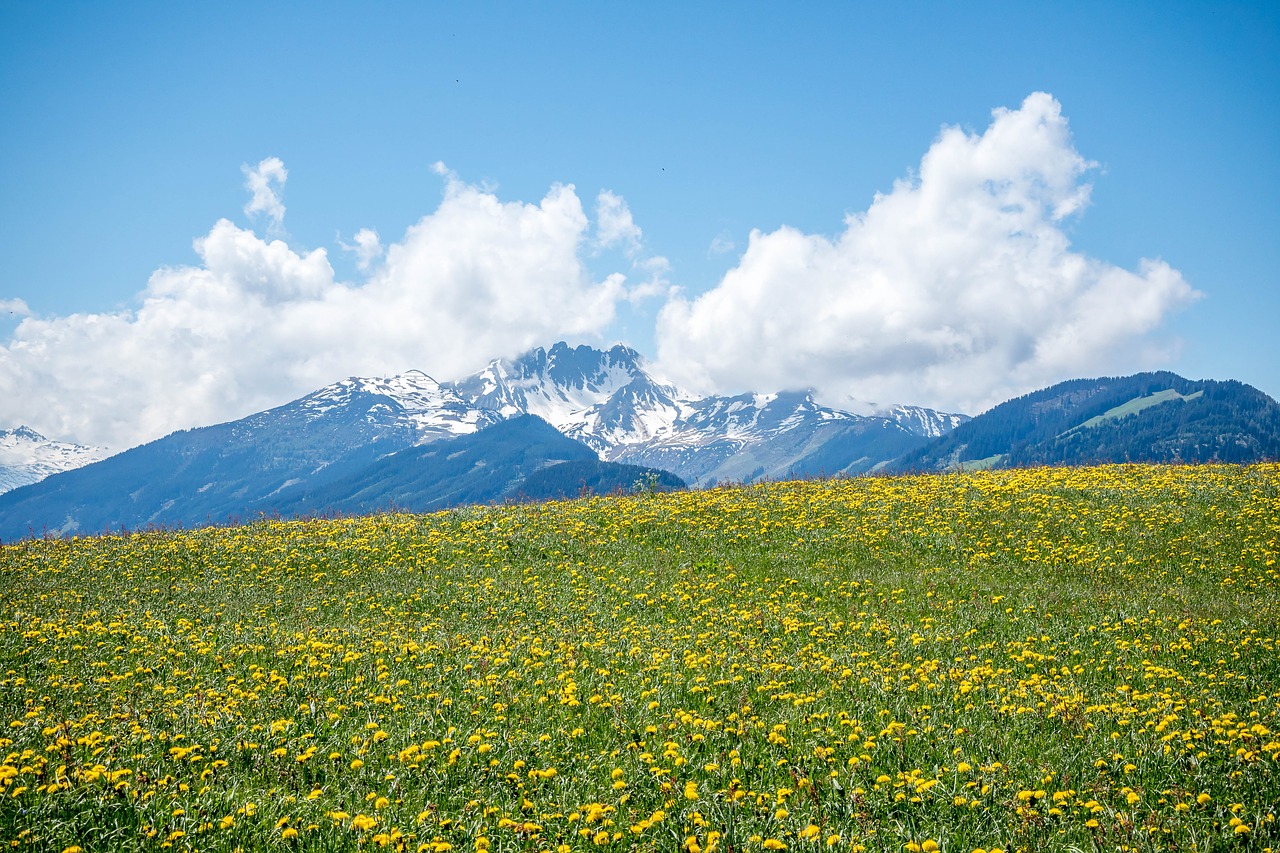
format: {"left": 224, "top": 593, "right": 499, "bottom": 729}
{"left": 2, "top": 465, "right": 1278, "bottom": 852}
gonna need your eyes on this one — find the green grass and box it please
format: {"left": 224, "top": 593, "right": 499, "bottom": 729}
{"left": 957, "top": 455, "right": 1003, "bottom": 471}
{"left": 1060, "top": 389, "right": 1204, "bottom": 436}
{"left": 1, "top": 463, "right": 1277, "bottom": 852}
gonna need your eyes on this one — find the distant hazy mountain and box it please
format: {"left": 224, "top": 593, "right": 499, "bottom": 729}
{"left": 0, "top": 426, "right": 108, "bottom": 494}
{"left": 891, "top": 372, "right": 1280, "bottom": 471}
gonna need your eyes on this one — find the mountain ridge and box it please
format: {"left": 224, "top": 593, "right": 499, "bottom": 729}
{"left": 892, "top": 371, "right": 1280, "bottom": 471}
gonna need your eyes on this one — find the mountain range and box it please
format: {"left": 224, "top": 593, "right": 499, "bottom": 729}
{"left": 0, "top": 342, "right": 961, "bottom": 539}
{"left": 446, "top": 343, "right": 965, "bottom": 484}
{"left": 2, "top": 343, "right": 1277, "bottom": 541}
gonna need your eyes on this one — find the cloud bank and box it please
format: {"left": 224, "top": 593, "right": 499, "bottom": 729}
{"left": 1, "top": 93, "right": 1199, "bottom": 450}
{"left": 0, "top": 169, "right": 637, "bottom": 449}
{"left": 655, "top": 92, "right": 1199, "bottom": 414}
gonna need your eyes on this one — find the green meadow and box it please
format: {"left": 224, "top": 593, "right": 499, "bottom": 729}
{"left": 2, "top": 464, "right": 1277, "bottom": 852}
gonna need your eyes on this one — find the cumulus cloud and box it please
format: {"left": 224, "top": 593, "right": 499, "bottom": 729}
{"left": 0, "top": 168, "right": 631, "bottom": 449}
{"left": 242, "top": 157, "right": 288, "bottom": 231}
{"left": 656, "top": 92, "right": 1199, "bottom": 414}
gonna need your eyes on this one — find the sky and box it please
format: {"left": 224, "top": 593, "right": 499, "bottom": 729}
{"left": 1, "top": 1, "right": 1277, "bottom": 450}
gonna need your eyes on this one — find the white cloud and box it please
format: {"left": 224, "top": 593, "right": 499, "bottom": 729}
{"left": 708, "top": 233, "right": 735, "bottom": 256}
{"left": 594, "top": 190, "right": 643, "bottom": 256}
{"left": 655, "top": 92, "right": 1200, "bottom": 414}
{"left": 339, "top": 227, "right": 384, "bottom": 271}
{"left": 592, "top": 190, "right": 673, "bottom": 304}
{"left": 0, "top": 168, "right": 629, "bottom": 449}
{"left": 626, "top": 256, "right": 673, "bottom": 305}
{"left": 242, "top": 156, "right": 288, "bottom": 231}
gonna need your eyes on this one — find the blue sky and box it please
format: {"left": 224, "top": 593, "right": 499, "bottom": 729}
{"left": 1, "top": 1, "right": 1277, "bottom": 449}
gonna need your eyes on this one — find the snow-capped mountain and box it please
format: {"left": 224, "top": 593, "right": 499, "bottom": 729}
{"left": 0, "top": 426, "right": 109, "bottom": 494}
{"left": 442, "top": 342, "right": 968, "bottom": 485}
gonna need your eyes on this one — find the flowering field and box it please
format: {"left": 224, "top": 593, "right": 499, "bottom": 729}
{"left": 2, "top": 464, "right": 1278, "bottom": 853}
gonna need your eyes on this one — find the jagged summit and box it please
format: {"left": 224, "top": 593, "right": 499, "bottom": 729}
{"left": 5, "top": 425, "right": 45, "bottom": 442}
{"left": 452, "top": 342, "right": 649, "bottom": 415}
{"left": 517, "top": 341, "right": 645, "bottom": 390}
